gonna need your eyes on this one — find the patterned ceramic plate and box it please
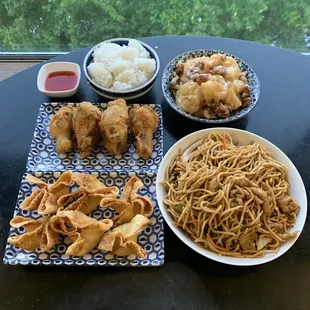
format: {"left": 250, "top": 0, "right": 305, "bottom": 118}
{"left": 4, "top": 171, "right": 164, "bottom": 266}
{"left": 26, "top": 102, "right": 163, "bottom": 172}
{"left": 162, "top": 49, "right": 260, "bottom": 124}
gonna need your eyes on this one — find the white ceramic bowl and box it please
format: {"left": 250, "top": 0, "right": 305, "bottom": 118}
{"left": 37, "top": 62, "right": 81, "bottom": 98}
{"left": 156, "top": 128, "right": 307, "bottom": 266}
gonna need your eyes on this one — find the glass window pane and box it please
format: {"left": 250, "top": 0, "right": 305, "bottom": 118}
{"left": 0, "top": 0, "right": 309, "bottom": 52}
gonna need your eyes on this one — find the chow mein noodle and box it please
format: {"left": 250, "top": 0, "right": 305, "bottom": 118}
{"left": 163, "top": 133, "right": 299, "bottom": 257}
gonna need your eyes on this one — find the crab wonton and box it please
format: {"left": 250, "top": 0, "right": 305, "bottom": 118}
{"left": 50, "top": 210, "right": 113, "bottom": 256}
{"left": 98, "top": 214, "right": 151, "bottom": 258}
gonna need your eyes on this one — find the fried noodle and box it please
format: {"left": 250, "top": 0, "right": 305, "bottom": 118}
{"left": 163, "top": 133, "right": 300, "bottom": 258}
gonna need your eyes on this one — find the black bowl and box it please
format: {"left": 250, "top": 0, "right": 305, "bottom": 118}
{"left": 83, "top": 38, "right": 160, "bottom": 100}
{"left": 162, "top": 49, "right": 260, "bottom": 123}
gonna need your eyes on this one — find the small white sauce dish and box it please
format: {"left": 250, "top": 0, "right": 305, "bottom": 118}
{"left": 37, "top": 61, "right": 81, "bottom": 98}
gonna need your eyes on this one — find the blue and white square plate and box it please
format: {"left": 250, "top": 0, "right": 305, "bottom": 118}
{"left": 26, "top": 102, "right": 163, "bottom": 172}
{"left": 4, "top": 171, "right": 164, "bottom": 266}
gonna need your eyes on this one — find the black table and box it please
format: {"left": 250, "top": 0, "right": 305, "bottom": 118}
{"left": 1, "top": 36, "right": 310, "bottom": 310}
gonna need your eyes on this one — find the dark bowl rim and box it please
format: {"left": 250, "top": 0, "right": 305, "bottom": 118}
{"left": 161, "top": 49, "right": 261, "bottom": 124}
{"left": 88, "top": 81, "right": 157, "bottom": 100}
{"left": 83, "top": 38, "right": 160, "bottom": 94}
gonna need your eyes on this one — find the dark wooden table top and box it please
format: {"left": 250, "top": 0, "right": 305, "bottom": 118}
{"left": 1, "top": 35, "right": 310, "bottom": 310}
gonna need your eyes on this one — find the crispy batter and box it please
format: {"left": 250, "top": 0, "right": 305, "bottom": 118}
{"left": 50, "top": 100, "right": 159, "bottom": 159}
{"left": 129, "top": 105, "right": 158, "bottom": 159}
{"left": 72, "top": 101, "right": 101, "bottom": 158}
{"left": 49, "top": 106, "right": 75, "bottom": 153}
{"left": 99, "top": 99, "right": 129, "bottom": 155}
{"left": 170, "top": 54, "right": 251, "bottom": 119}
{"left": 200, "top": 75, "right": 228, "bottom": 105}
{"left": 175, "top": 82, "right": 203, "bottom": 114}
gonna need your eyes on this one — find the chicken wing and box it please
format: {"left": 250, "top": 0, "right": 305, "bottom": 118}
{"left": 99, "top": 98, "right": 128, "bottom": 155}
{"left": 49, "top": 106, "right": 75, "bottom": 153}
{"left": 129, "top": 105, "right": 158, "bottom": 159}
{"left": 72, "top": 101, "right": 101, "bottom": 158}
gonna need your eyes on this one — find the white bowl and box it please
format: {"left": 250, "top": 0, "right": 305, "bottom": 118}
{"left": 156, "top": 128, "right": 307, "bottom": 266}
{"left": 37, "top": 62, "right": 81, "bottom": 98}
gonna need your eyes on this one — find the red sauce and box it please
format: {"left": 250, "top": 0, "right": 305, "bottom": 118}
{"left": 45, "top": 71, "right": 77, "bottom": 91}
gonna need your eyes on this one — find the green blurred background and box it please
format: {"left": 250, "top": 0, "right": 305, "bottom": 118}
{"left": 0, "top": 0, "right": 309, "bottom": 52}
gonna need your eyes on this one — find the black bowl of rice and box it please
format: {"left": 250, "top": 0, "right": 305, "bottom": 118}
{"left": 83, "top": 38, "right": 160, "bottom": 100}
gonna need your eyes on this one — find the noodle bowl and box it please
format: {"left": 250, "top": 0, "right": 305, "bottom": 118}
{"left": 156, "top": 129, "right": 307, "bottom": 265}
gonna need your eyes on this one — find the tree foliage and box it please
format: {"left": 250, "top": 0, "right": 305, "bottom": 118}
{"left": 0, "top": 0, "right": 309, "bottom": 52}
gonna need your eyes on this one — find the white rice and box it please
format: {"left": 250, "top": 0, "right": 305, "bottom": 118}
{"left": 87, "top": 63, "right": 113, "bottom": 88}
{"left": 128, "top": 39, "right": 150, "bottom": 58}
{"left": 115, "top": 69, "right": 148, "bottom": 88}
{"left": 109, "top": 59, "right": 131, "bottom": 77}
{"left": 117, "top": 47, "right": 140, "bottom": 61}
{"left": 93, "top": 43, "right": 121, "bottom": 63}
{"left": 112, "top": 81, "right": 133, "bottom": 91}
{"left": 87, "top": 39, "right": 156, "bottom": 90}
{"left": 133, "top": 58, "right": 156, "bottom": 79}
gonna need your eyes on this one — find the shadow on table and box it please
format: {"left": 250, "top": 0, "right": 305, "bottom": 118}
{"left": 162, "top": 99, "right": 249, "bottom": 143}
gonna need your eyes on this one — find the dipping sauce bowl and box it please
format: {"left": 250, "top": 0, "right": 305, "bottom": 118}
{"left": 37, "top": 62, "right": 81, "bottom": 98}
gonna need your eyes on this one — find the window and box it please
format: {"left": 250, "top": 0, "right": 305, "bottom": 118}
{"left": 0, "top": 0, "right": 309, "bottom": 53}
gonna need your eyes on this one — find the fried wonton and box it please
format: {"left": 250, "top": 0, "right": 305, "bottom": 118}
{"left": 58, "top": 187, "right": 119, "bottom": 215}
{"left": 25, "top": 175, "right": 49, "bottom": 189}
{"left": 21, "top": 171, "right": 73, "bottom": 215}
{"left": 57, "top": 173, "right": 119, "bottom": 214}
{"left": 50, "top": 210, "right": 113, "bottom": 256}
{"left": 100, "top": 176, "right": 153, "bottom": 225}
{"left": 42, "top": 171, "right": 73, "bottom": 215}
{"left": 8, "top": 216, "right": 59, "bottom": 251}
{"left": 11, "top": 171, "right": 153, "bottom": 258}
{"left": 73, "top": 173, "right": 106, "bottom": 191}
{"left": 120, "top": 176, "right": 143, "bottom": 201}
{"left": 98, "top": 214, "right": 151, "bottom": 258}
{"left": 20, "top": 189, "right": 48, "bottom": 211}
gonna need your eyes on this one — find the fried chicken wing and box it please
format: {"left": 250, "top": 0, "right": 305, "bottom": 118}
{"left": 129, "top": 105, "right": 158, "bottom": 159}
{"left": 72, "top": 101, "right": 101, "bottom": 158}
{"left": 99, "top": 98, "right": 129, "bottom": 155}
{"left": 49, "top": 106, "right": 75, "bottom": 153}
